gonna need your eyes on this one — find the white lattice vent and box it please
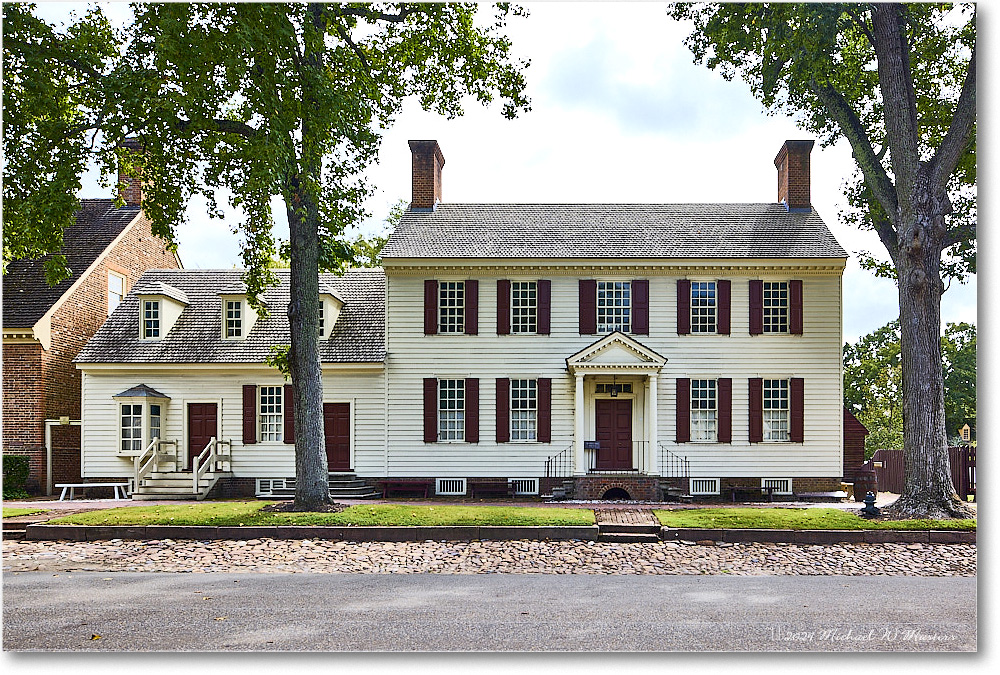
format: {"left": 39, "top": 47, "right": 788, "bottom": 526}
{"left": 762, "top": 478, "right": 792, "bottom": 495}
{"left": 689, "top": 478, "right": 720, "bottom": 495}
{"left": 436, "top": 478, "right": 467, "bottom": 496}
{"left": 256, "top": 478, "right": 295, "bottom": 497}
{"left": 509, "top": 478, "right": 539, "bottom": 495}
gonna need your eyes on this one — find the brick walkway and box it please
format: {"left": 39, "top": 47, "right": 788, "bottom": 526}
{"left": 595, "top": 508, "right": 659, "bottom": 526}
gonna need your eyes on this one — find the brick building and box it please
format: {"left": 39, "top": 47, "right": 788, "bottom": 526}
{"left": 2, "top": 171, "right": 181, "bottom": 494}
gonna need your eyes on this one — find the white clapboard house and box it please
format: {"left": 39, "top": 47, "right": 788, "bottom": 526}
{"left": 74, "top": 139, "right": 848, "bottom": 500}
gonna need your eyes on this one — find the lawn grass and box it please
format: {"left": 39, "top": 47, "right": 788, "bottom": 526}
{"left": 3, "top": 507, "right": 49, "bottom": 518}
{"left": 47, "top": 502, "right": 595, "bottom": 527}
{"left": 655, "top": 507, "right": 976, "bottom": 531}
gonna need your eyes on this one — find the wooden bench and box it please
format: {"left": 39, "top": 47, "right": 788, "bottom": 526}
{"left": 729, "top": 485, "right": 780, "bottom": 503}
{"left": 469, "top": 481, "right": 515, "bottom": 499}
{"left": 56, "top": 482, "right": 129, "bottom": 501}
{"left": 379, "top": 480, "right": 433, "bottom": 498}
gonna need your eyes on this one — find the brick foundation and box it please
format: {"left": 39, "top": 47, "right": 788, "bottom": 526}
{"left": 572, "top": 475, "right": 661, "bottom": 501}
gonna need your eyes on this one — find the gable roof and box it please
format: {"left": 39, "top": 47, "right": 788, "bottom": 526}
{"left": 566, "top": 331, "right": 667, "bottom": 373}
{"left": 3, "top": 200, "right": 144, "bottom": 328}
{"left": 382, "top": 203, "right": 847, "bottom": 260}
{"left": 75, "top": 268, "right": 385, "bottom": 364}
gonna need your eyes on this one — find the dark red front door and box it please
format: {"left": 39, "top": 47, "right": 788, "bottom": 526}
{"left": 324, "top": 403, "right": 351, "bottom": 471}
{"left": 188, "top": 403, "right": 218, "bottom": 467}
{"left": 595, "top": 399, "right": 633, "bottom": 470}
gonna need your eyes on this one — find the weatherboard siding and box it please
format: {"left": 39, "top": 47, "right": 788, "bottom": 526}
{"left": 79, "top": 366, "right": 385, "bottom": 479}
{"left": 384, "top": 264, "right": 843, "bottom": 478}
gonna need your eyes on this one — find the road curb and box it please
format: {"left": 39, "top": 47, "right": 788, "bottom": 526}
{"left": 21, "top": 523, "right": 972, "bottom": 544}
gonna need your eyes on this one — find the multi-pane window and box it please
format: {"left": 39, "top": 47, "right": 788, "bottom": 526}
{"left": 691, "top": 282, "right": 717, "bottom": 333}
{"left": 595, "top": 383, "right": 633, "bottom": 395}
{"left": 318, "top": 302, "right": 325, "bottom": 338}
{"left": 597, "top": 281, "right": 631, "bottom": 333}
{"left": 763, "top": 379, "right": 789, "bottom": 441}
{"left": 763, "top": 282, "right": 789, "bottom": 333}
{"left": 690, "top": 380, "right": 718, "bottom": 442}
{"left": 259, "top": 386, "right": 283, "bottom": 442}
{"left": 226, "top": 300, "right": 243, "bottom": 338}
{"left": 120, "top": 404, "right": 143, "bottom": 453}
{"left": 108, "top": 272, "right": 125, "bottom": 315}
{"left": 439, "top": 282, "right": 465, "bottom": 333}
{"left": 150, "top": 404, "right": 161, "bottom": 441}
{"left": 510, "top": 379, "right": 538, "bottom": 441}
{"left": 143, "top": 300, "right": 160, "bottom": 338}
{"left": 511, "top": 282, "right": 537, "bottom": 333}
{"left": 438, "top": 379, "right": 465, "bottom": 441}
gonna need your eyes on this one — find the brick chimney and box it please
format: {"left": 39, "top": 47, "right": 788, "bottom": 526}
{"left": 774, "top": 139, "right": 814, "bottom": 212}
{"left": 117, "top": 138, "right": 144, "bottom": 207}
{"left": 408, "top": 140, "right": 445, "bottom": 211}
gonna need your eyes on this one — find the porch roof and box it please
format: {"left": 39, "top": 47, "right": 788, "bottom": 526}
{"left": 566, "top": 331, "right": 667, "bottom": 374}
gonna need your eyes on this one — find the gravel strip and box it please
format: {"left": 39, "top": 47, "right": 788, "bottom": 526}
{"left": 2, "top": 538, "right": 975, "bottom": 576}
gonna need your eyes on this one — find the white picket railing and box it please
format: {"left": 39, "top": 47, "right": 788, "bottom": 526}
{"left": 192, "top": 437, "right": 231, "bottom": 494}
{"left": 133, "top": 438, "right": 176, "bottom": 490}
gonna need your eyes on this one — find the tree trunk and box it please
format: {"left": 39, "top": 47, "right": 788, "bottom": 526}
{"left": 286, "top": 3, "right": 331, "bottom": 511}
{"left": 884, "top": 168, "right": 974, "bottom": 519}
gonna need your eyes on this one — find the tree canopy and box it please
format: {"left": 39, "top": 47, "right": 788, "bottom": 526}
{"left": 669, "top": 3, "right": 976, "bottom": 517}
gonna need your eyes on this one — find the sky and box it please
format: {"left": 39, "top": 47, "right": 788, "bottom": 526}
{"left": 35, "top": 1, "right": 979, "bottom": 344}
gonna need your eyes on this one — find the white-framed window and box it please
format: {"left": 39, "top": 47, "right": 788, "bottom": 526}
{"left": 318, "top": 302, "right": 325, "bottom": 338}
{"left": 511, "top": 281, "right": 537, "bottom": 334}
{"left": 225, "top": 300, "right": 243, "bottom": 338}
{"left": 691, "top": 282, "right": 717, "bottom": 333}
{"left": 259, "top": 386, "right": 283, "bottom": 442}
{"left": 595, "top": 383, "right": 633, "bottom": 395}
{"left": 439, "top": 281, "right": 465, "bottom": 333}
{"left": 143, "top": 300, "right": 160, "bottom": 338}
{"left": 150, "top": 404, "right": 162, "bottom": 440}
{"left": 510, "top": 379, "right": 537, "bottom": 441}
{"left": 438, "top": 379, "right": 465, "bottom": 441}
{"left": 763, "top": 379, "right": 790, "bottom": 442}
{"left": 763, "top": 282, "right": 789, "bottom": 333}
{"left": 690, "top": 379, "right": 718, "bottom": 442}
{"left": 120, "top": 403, "right": 143, "bottom": 453}
{"left": 597, "top": 281, "right": 631, "bottom": 333}
{"left": 108, "top": 271, "right": 126, "bottom": 315}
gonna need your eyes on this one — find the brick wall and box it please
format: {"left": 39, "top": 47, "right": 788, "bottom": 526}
{"left": 3, "top": 213, "right": 179, "bottom": 493}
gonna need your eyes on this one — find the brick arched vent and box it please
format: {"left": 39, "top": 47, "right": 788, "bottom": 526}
{"left": 601, "top": 487, "right": 632, "bottom": 500}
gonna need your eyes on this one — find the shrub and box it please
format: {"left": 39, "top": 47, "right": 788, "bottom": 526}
{"left": 2, "top": 455, "right": 31, "bottom": 499}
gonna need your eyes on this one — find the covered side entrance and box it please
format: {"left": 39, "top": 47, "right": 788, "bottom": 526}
{"left": 566, "top": 331, "right": 667, "bottom": 476}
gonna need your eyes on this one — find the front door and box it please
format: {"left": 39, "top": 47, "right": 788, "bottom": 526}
{"left": 595, "top": 399, "right": 633, "bottom": 470}
{"left": 324, "top": 403, "right": 351, "bottom": 471}
{"left": 187, "top": 403, "right": 218, "bottom": 468}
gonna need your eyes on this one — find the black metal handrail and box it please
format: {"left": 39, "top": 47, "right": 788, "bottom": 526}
{"left": 544, "top": 444, "right": 575, "bottom": 478}
{"left": 658, "top": 443, "right": 690, "bottom": 480}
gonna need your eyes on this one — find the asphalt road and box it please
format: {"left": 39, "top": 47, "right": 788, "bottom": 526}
{"left": 3, "top": 572, "right": 975, "bottom": 651}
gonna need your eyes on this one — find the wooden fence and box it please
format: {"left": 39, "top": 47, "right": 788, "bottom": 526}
{"left": 870, "top": 446, "right": 976, "bottom": 499}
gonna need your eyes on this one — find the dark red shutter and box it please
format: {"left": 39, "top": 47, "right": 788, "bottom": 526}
{"left": 749, "top": 378, "right": 763, "bottom": 442}
{"left": 676, "top": 279, "right": 691, "bottom": 335}
{"left": 790, "top": 378, "right": 804, "bottom": 442}
{"left": 497, "top": 280, "right": 510, "bottom": 335}
{"left": 242, "top": 384, "right": 257, "bottom": 444}
{"left": 424, "top": 280, "right": 438, "bottom": 335}
{"left": 537, "top": 280, "right": 551, "bottom": 335}
{"left": 631, "top": 280, "right": 649, "bottom": 334}
{"left": 465, "top": 378, "right": 479, "bottom": 443}
{"left": 496, "top": 378, "right": 510, "bottom": 443}
{"left": 675, "top": 378, "right": 690, "bottom": 443}
{"left": 423, "top": 378, "right": 437, "bottom": 443}
{"left": 749, "top": 280, "right": 764, "bottom": 335}
{"left": 789, "top": 279, "right": 803, "bottom": 335}
{"left": 579, "top": 280, "right": 597, "bottom": 334}
{"left": 538, "top": 378, "right": 552, "bottom": 443}
{"left": 283, "top": 384, "right": 295, "bottom": 444}
{"left": 717, "top": 378, "right": 732, "bottom": 443}
{"left": 465, "top": 280, "right": 478, "bottom": 335}
{"left": 717, "top": 280, "right": 731, "bottom": 335}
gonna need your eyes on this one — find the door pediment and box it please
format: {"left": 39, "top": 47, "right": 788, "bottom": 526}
{"left": 566, "top": 331, "right": 667, "bottom": 373}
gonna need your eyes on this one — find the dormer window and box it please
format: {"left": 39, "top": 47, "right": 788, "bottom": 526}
{"left": 219, "top": 294, "right": 259, "bottom": 340}
{"left": 317, "top": 291, "right": 344, "bottom": 341}
{"left": 143, "top": 300, "right": 161, "bottom": 338}
{"left": 318, "top": 302, "right": 325, "bottom": 338}
{"left": 226, "top": 300, "right": 243, "bottom": 338}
